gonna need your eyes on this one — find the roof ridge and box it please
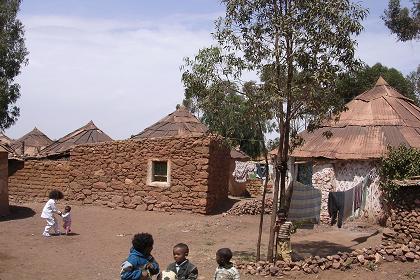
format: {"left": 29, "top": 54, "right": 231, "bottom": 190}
{"left": 375, "top": 76, "right": 389, "bottom": 86}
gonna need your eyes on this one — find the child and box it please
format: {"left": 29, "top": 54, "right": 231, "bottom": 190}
{"left": 214, "top": 248, "right": 240, "bottom": 280}
{"left": 166, "top": 243, "right": 198, "bottom": 280}
{"left": 61, "top": 205, "right": 72, "bottom": 235}
{"left": 40, "top": 189, "right": 64, "bottom": 237}
{"left": 274, "top": 209, "right": 294, "bottom": 262}
{"left": 121, "top": 232, "right": 160, "bottom": 280}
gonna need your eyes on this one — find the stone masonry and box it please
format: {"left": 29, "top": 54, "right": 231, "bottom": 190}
{"left": 8, "top": 135, "right": 230, "bottom": 214}
{"left": 311, "top": 160, "right": 382, "bottom": 223}
{"left": 383, "top": 186, "right": 420, "bottom": 246}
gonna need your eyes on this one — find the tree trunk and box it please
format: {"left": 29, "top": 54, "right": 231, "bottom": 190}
{"left": 256, "top": 158, "right": 269, "bottom": 261}
{"left": 267, "top": 165, "right": 281, "bottom": 262}
{"left": 256, "top": 121, "right": 269, "bottom": 261}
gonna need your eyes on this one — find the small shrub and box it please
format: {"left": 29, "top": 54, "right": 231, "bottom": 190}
{"left": 379, "top": 145, "right": 420, "bottom": 203}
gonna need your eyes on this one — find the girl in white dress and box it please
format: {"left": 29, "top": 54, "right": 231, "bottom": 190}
{"left": 40, "top": 190, "right": 64, "bottom": 237}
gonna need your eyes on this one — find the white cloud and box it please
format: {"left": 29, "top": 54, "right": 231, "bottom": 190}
{"left": 356, "top": 18, "right": 420, "bottom": 74}
{"left": 7, "top": 15, "right": 215, "bottom": 140}
{"left": 6, "top": 12, "right": 419, "bottom": 141}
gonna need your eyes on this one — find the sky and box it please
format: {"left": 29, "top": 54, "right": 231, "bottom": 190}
{"left": 5, "top": 0, "right": 420, "bottom": 140}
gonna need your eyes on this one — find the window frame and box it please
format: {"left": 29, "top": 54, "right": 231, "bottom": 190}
{"left": 147, "top": 159, "right": 171, "bottom": 187}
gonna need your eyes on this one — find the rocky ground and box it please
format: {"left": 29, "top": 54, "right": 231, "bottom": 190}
{"left": 0, "top": 202, "right": 418, "bottom": 280}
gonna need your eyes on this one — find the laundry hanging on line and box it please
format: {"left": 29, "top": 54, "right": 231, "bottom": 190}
{"left": 288, "top": 181, "right": 322, "bottom": 222}
{"left": 232, "top": 161, "right": 255, "bottom": 183}
{"left": 328, "top": 191, "right": 345, "bottom": 228}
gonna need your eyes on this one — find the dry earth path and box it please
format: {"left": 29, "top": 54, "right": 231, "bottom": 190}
{"left": 0, "top": 203, "right": 418, "bottom": 279}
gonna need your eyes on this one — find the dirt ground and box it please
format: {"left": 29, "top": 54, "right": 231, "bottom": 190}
{"left": 0, "top": 202, "right": 419, "bottom": 280}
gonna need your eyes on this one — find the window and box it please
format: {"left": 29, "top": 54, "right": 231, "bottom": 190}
{"left": 296, "top": 162, "right": 313, "bottom": 186}
{"left": 147, "top": 159, "right": 171, "bottom": 187}
{"left": 152, "top": 161, "right": 168, "bottom": 182}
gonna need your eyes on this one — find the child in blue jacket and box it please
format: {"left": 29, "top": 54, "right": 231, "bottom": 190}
{"left": 121, "top": 233, "right": 160, "bottom": 280}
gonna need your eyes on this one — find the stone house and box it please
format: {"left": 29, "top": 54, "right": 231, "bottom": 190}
{"left": 9, "top": 108, "right": 231, "bottom": 214}
{"left": 11, "top": 127, "right": 52, "bottom": 157}
{"left": 273, "top": 77, "right": 420, "bottom": 223}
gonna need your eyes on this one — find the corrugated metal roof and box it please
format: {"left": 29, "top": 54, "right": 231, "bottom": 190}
{"left": 11, "top": 127, "right": 53, "bottom": 156}
{"left": 40, "top": 121, "right": 113, "bottom": 156}
{"left": 131, "top": 106, "right": 209, "bottom": 139}
{"left": 288, "top": 77, "right": 420, "bottom": 160}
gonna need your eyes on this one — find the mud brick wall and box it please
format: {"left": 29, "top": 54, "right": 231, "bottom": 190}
{"left": 8, "top": 159, "right": 70, "bottom": 203}
{"left": 383, "top": 186, "right": 420, "bottom": 245}
{"left": 9, "top": 135, "right": 230, "bottom": 214}
{"left": 0, "top": 152, "right": 9, "bottom": 216}
{"left": 206, "top": 138, "right": 230, "bottom": 211}
{"left": 67, "top": 136, "right": 230, "bottom": 214}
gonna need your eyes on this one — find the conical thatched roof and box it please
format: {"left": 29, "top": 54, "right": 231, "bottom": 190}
{"left": 41, "top": 121, "right": 113, "bottom": 156}
{"left": 131, "top": 106, "right": 208, "bottom": 139}
{"left": 230, "top": 149, "right": 250, "bottom": 161}
{"left": 0, "top": 132, "right": 13, "bottom": 145}
{"left": 12, "top": 127, "right": 53, "bottom": 156}
{"left": 289, "top": 77, "right": 420, "bottom": 160}
{"left": 0, "top": 141, "right": 14, "bottom": 154}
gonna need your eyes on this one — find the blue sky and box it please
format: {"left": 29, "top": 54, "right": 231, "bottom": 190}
{"left": 5, "top": 0, "right": 420, "bottom": 140}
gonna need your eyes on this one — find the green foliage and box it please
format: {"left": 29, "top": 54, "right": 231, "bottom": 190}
{"left": 182, "top": 0, "right": 367, "bottom": 158}
{"left": 0, "top": 0, "right": 28, "bottom": 130}
{"left": 336, "top": 63, "right": 419, "bottom": 105}
{"left": 406, "top": 65, "right": 420, "bottom": 102}
{"left": 365, "top": 261, "right": 377, "bottom": 271}
{"left": 380, "top": 145, "right": 420, "bottom": 202}
{"left": 181, "top": 47, "right": 269, "bottom": 158}
{"left": 382, "top": 0, "right": 420, "bottom": 41}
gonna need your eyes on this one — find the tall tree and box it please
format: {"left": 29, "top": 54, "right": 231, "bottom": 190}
{"left": 382, "top": 0, "right": 420, "bottom": 41}
{"left": 407, "top": 65, "right": 420, "bottom": 101}
{"left": 0, "top": 0, "right": 28, "bottom": 131}
{"left": 336, "top": 63, "right": 419, "bottom": 105}
{"left": 182, "top": 76, "right": 266, "bottom": 158}
{"left": 182, "top": 0, "right": 367, "bottom": 261}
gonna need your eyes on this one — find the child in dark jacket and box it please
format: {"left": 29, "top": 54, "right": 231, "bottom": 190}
{"left": 166, "top": 243, "right": 198, "bottom": 280}
{"left": 121, "top": 233, "right": 160, "bottom": 280}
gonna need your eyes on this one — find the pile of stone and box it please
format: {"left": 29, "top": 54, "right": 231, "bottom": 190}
{"left": 236, "top": 242, "right": 420, "bottom": 276}
{"left": 227, "top": 198, "right": 273, "bottom": 215}
{"left": 383, "top": 198, "right": 420, "bottom": 245}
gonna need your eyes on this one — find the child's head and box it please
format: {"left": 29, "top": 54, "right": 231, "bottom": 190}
{"left": 173, "top": 243, "right": 189, "bottom": 264}
{"left": 48, "top": 189, "right": 64, "bottom": 200}
{"left": 216, "top": 248, "right": 233, "bottom": 266}
{"left": 132, "top": 233, "right": 154, "bottom": 255}
{"left": 277, "top": 208, "right": 287, "bottom": 222}
{"left": 64, "top": 206, "right": 71, "bottom": 213}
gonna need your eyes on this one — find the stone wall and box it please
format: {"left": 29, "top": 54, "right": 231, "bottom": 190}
{"left": 383, "top": 186, "right": 420, "bottom": 245}
{"left": 311, "top": 160, "right": 382, "bottom": 223}
{"left": 0, "top": 152, "right": 9, "bottom": 216}
{"left": 246, "top": 178, "right": 263, "bottom": 197}
{"left": 207, "top": 138, "right": 231, "bottom": 211}
{"left": 8, "top": 159, "right": 69, "bottom": 203}
{"left": 8, "top": 136, "right": 230, "bottom": 214}
{"left": 312, "top": 162, "right": 335, "bottom": 223}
